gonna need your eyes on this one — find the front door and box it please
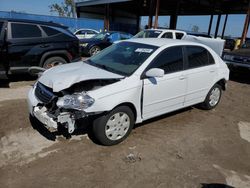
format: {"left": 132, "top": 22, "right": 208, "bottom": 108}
{"left": 142, "top": 46, "right": 187, "bottom": 120}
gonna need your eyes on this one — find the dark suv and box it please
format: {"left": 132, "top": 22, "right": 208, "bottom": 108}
{"left": 0, "top": 19, "right": 80, "bottom": 79}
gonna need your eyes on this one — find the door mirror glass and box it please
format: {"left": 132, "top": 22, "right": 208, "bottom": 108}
{"left": 145, "top": 68, "right": 164, "bottom": 78}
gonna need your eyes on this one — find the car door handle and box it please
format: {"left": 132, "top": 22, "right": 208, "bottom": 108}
{"left": 179, "top": 76, "right": 186, "bottom": 80}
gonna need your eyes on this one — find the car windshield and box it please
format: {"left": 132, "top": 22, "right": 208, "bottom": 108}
{"left": 93, "top": 32, "right": 108, "bottom": 40}
{"left": 134, "top": 30, "right": 162, "bottom": 38}
{"left": 86, "top": 42, "right": 158, "bottom": 76}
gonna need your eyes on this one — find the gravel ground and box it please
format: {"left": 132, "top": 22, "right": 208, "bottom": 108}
{"left": 0, "top": 73, "right": 250, "bottom": 188}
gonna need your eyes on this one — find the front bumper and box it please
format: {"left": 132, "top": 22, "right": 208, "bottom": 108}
{"left": 28, "top": 87, "right": 85, "bottom": 134}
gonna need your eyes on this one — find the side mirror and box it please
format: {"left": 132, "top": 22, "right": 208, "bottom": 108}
{"left": 145, "top": 68, "right": 164, "bottom": 78}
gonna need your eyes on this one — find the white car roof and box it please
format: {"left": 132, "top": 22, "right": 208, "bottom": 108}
{"left": 144, "top": 29, "right": 186, "bottom": 33}
{"left": 126, "top": 38, "right": 201, "bottom": 47}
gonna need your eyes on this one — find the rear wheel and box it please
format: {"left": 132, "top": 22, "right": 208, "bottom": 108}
{"left": 43, "top": 56, "right": 67, "bottom": 69}
{"left": 200, "top": 84, "right": 222, "bottom": 110}
{"left": 89, "top": 46, "right": 101, "bottom": 56}
{"left": 93, "top": 106, "right": 134, "bottom": 146}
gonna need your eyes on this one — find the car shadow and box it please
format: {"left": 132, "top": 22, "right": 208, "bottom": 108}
{"left": 200, "top": 183, "right": 234, "bottom": 188}
{"left": 29, "top": 115, "right": 100, "bottom": 144}
{"left": 30, "top": 106, "right": 196, "bottom": 144}
{"left": 229, "top": 69, "right": 250, "bottom": 85}
{"left": 134, "top": 106, "right": 193, "bottom": 129}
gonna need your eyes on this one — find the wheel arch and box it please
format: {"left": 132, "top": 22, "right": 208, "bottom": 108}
{"left": 39, "top": 50, "right": 70, "bottom": 67}
{"left": 215, "top": 78, "right": 227, "bottom": 90}
{"left": 112, "top": 102, "right": 137, "bottom": 121}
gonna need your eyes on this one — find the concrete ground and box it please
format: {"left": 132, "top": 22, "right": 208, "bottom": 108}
{"left": 0, "top": 73, "right": 250, "bottom": 188}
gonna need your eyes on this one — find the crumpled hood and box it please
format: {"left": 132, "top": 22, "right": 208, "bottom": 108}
{"left": 38, "top": 61, "right": 124, "bottom": 92}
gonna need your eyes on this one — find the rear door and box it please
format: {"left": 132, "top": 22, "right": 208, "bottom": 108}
{"left": 7, "top": 22, "right": 44, "bottom": 72}
{"left": 184, "top": 45, "right": 217, "bottom": 106}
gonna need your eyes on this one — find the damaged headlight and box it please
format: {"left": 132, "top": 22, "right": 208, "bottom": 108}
{"left": 56, "top": 92, "right": 95, "bottom": 110}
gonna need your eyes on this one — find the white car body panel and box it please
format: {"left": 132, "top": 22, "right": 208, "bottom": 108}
{"left": 27, "top": 38, "right": 229, "bottom": 131}
{"left": 143, "top": 71, "right": 187, "bottom": 120}
{"left": 39, "top": 62, "right": 123, "bottom": 92}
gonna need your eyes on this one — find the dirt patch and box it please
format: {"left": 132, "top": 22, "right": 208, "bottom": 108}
{"left": 0, "top": 80, "right": 250, "bottom": 188}
{"left": 238, "top": 121, "right": 250, "bottom": 142}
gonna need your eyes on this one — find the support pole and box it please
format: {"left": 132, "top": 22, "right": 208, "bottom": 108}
{"left": 136, "top": 14, "right": 141, "bottom": 32}
{"left": 240, "top": 2, "right": 250, "bottom": 47}
{"left": 208, "top": 15, "right": 213, "bottom": 36}
{"left": 214, "top": 14, "right": 221, "bottom": 38}
{"left": 221, "top": 14, "right": 228, "bottom": 38}
{"left": 148, "top": 0, "right": 154, "bottom": 28}
{"left": 104, "top": 4, "right": 110, "bottom": 31}
{"left": 154, "top": 0, "right": 160, "bottom": 29}
{"left": 170, "top": 14, "right": 178, "bottom": 29}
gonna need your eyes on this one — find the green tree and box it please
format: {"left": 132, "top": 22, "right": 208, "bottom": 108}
{"left": 49, "top": 0, "right": 76, "bottom": 18}
{"left": 191, "top": 25, "right": 199, "bottom": 32}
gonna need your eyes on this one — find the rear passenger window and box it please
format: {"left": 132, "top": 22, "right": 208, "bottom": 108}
{"left": 11, "top": 23, "right": 42, "bottom": 38}
{"left": 149, "top": 46, "right": 183, "bottom": 74}
{"left": 41, "top": 26, "right": 60, "bottom": 36}
{"left": 186, "top": 46, "right": 214, "bottom": 69}
{"left": 161, "top": 32, "right": 173, "bottom": 39}
{"left": 176, "top": 32, "right": 184, "bottom": 39}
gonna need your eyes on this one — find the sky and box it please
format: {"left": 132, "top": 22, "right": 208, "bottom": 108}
{"left": 0, "top": 0, "right": 249, "bottom": 37}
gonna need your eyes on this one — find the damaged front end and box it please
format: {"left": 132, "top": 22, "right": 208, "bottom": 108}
{"left": 30, "top": 79, "right": 118, "bottom": 134}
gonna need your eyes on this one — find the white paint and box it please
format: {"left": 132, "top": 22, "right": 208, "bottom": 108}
{"left": 28, "top": 38, "right": 229, "bottom": 128}
{"left": 238, "top": 121, "right": 250, "bottom": 142}
{"left": 213, "top": 164, "right": 250, "bottom": 188}
{"left": 0, "top": 127, "right": 58, "bottom": 167}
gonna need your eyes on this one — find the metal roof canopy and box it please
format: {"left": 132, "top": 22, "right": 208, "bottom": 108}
{"left": 76, "top": 0, "right": 250, "bottom": 43}
{"left": 76, "top": 0, "right": 250, "bottom": 15}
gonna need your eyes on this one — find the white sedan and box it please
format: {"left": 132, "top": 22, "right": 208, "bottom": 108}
{"left": 74, "top": 29, "right": 99, "bottom": 39}
{"left": 27, "top": 38, "right": 229, "bottom": 145}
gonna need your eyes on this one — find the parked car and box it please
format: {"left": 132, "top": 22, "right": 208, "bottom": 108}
{"left": 134, "top": 29, "right": 186, "bottom": 39}
{"left": 186, "top": 31, "right": 212, "bottom": 38}
{"left": 134, "top": 29, "right": 212, "bottom": 40}
{"left": 74, "top": 29, "right": 99, "bottom": 39}
{"left": 28, "top": 38, "right": 229, "bottom": 146}
{"left": 79, "top": 31, "right": 133, "bottom": 56}
{"left": 0, "top": 18, "right": 81, "bottom": 79}
{"left": 223, "top": 44, "right": 250, "bottom": 71}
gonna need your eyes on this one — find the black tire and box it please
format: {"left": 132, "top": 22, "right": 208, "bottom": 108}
{"left": 93, "top": 106, "right": 135, "bottom": 146}
{"left": 200, "top": 84, "right": 222, "bottom": 110}
{"left": 43, "top": 56, "right": 67, "bottom": 69}
{"left": 89, "top": 46, "right": 101, "bottom": 56}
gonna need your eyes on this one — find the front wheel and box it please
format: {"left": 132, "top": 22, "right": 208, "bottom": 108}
{"left": 93, "top": 106, "right": 135, "bottom": 146}
{"left": 200, "top": 84, "right": 222, "bottom": 110}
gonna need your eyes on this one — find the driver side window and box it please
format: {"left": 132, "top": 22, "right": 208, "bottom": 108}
{"left": 149, "top": 46, "right": 184, "bottom": 74}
